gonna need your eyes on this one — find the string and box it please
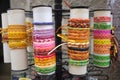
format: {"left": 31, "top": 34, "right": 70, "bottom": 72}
{"left": 48, "top": 43, "right": 67, "bottom": 55}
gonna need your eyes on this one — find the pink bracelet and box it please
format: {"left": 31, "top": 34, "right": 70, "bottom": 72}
{"left": 94, "top": 16, "right": 111, "bottom": 22}
{"left": 94, "top": 30, "right": 111, "bottom": 35}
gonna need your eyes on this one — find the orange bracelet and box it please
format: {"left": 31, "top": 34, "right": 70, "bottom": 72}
{"left": 34, "top": 54, "right": 56, "bottom": 66}
{"left": 94, "top": 48, "right": 110, "bottom": 54}
{"left": 94, "top": 44, "right": 111, "bottom": 49}
{"left": 68, "top": 49, "right": 89, "bottom": 60}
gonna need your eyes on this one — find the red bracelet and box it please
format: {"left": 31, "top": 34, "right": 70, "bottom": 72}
{"left": 94, "top": 16, "right": 111, "bottom": 22}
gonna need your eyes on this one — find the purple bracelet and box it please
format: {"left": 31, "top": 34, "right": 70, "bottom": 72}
{"left": 33, "top": 22, "right": 54, "bottom": 25}
{"left": 33, "top": 29, "right": 54, "bottom": 34}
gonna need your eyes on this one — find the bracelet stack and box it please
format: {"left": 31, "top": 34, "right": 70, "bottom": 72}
{"left": 67, "top": 6, "right": 90, "bottom": 75}
{"left": 93, "top": 9, "right": 111, "bottom": 67}
{"left": 32, "top": 5, "right": 56, "bottom": 75}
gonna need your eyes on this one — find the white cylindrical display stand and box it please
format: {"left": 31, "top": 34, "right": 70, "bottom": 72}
{"left": 1, "top": 13, "right": 11, "bottom": 63}
{"left": 7, "top": 9, "right": 25, "bottom": 25}
{"left": 93, "top": 9, "right": 111, "bottom": 67}
{"left": 70, "top": 6, "right": 89, "bottom": 19}
{"left": 32, "top": 5, "right": 52, "bottom": 23}
{"left": 69, "top": 65, "right": 87, "bottom": 75}
{"left": 10, "top": 49, "right": 28, "bottom": 70}
{"left": 7, "top": 9, "right": 28, "bottom": 70}
{"left": 68, "top": 6, "right": 89, "bottom": 75}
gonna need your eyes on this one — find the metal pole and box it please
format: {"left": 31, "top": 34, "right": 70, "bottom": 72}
{"left": 54, "top": 0, "right": 62, "bottom": 80}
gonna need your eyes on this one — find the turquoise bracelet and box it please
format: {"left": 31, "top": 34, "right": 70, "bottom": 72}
{"left": 94, "top": 22, "right": 111, "bottom": 30}
{"left": 93, "top": 60, "right": 110, "bottom": 68}
{"left": 35, "top": 66, "right": 56, "bottom": 74}
{"left": 69, "top": 59, "right": 89, "bottom": 66}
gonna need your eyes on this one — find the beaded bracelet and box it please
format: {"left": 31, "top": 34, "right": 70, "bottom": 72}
{"left": 68, "top": 49, "right": 89, "bottom": 60}
{"left": 68, "top": 35, "right": 89, "bottom": 40}
{"left": 8, "top": 40, "right": 27, "bottom": 49}
{"left": 93, "top": 53, "right": 110, "bottom": 61}
{"left": 8, "top": 25, "right": 26, "bottom": 32}
{"left": 35, "top": 65, "right": 56, "bottom": 74}
{"left": 93, "top": 30, "right": 111, "bottom": 34}
{"left": 94, "top": 44, "right": 111, "bottom": 49}
{"left": 68, "top": 47, "right": 89, "bottom": 51}
{"left": 94, "top": 35, "right": 111, "bottom": 39}
{"left": 94, "top": 48, "right": 110, "bottom": 54}
{"left": 69, "top": 59, "right": 89, "bottom": 66}
{"left": 94, "top": 39, "right": 111, "bottom": 44}
{"left": 33, "top": 22, "right": 54, "bottom": 25}
{"left": 93, "top": 60, "right": 110, "bottom": 68}
{"left": 68, "top": 28, "right": 90, "bottom": 34}
{"left": 68, "top": 42, "right": 89, "bottom": 49}
{"left": 34, "top": 53, "right": 56, "bottom": 66}
{"left": 94, "top": 22, "right": 111, "bottom": 30}
{"left": 8, "top": 32, "right": 27, "bottom": 39}
{"left": 94, "top": 16, "right": 111, "bottom": 22}
{"left": 68, "top": 18, "right": 90, "bottom": 23}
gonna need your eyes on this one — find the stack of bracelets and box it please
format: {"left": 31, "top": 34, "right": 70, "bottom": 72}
{"left": 32, "top": 5, "right": 56, "bottom": 75}
{"left": 7, "top": 9, "right": 28, "bottom": 70}
{"left": 67, "top": 6, "right": 90, "bottom": 75}
{"left": 93, "top": 9, "right": 111, "bottom": 67}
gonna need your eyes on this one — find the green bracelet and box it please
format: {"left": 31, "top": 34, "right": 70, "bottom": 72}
{"left": 35, "top": 66, "right": 56, "bottom": 74}
{"left": 94, "top": 22, "right": 111, "bottom": 30}
{"left": 93, "top": 54, "right": 110, "bottom": 61}
{"left": 93, "top": 60, "right": 110, "bottom": 67}
{"left": 69, "top": 59, "right": 89, "bottom": 66}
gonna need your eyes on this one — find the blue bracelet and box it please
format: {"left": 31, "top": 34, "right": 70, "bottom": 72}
{"left": 33, "top": 22, "right": 54, "bottom": 25}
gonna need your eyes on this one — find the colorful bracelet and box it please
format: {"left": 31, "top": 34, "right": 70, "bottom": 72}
{"left": 35, "top": 65, "right": 56, "bottom": 74}
{"left": 68, "top": 35, "right": 89, "bottom": 40}
{"left": 94, "top": 22, "right": 111, "bottom": 30}
{"left": 94, "top": 48, "right": 110, "bottom": 54}
{"left": 68, "top": 49, "right": 89, "bottom": 60}
{"left": 94, "top": 35, "right": 111, "bottom": 39}
{"left": 68, "top": 28, "right": 90, "bottom": 35}
{"left": 93, "top": 59, "right": 110, "bottom": 68}
{"left": 93, "top": 53, "right": 110, "bottom": 61}
{"left": 8, "top": 32, "right": 27, "bottom": 39}
{"left": 93, "top": 30, "right": 111, "bottom": 34}
{"left": 68, "top": 18, "right": 90, "bottom": 23}
{"left": 8, "top": 25, "right": 26, "bottom": 32}
{"left": 94, "top": 16, "right": 111, "bottom": 22}
{"left": 33, "top": 22, "right": 54, "bottom": 25}
{"left": 94, "top": 39, "right": 111, "bottom": 45}
{"left": 69, "top": 59, "right": 89, "bottom": 66}
{"left": 8, "top": 40, "right": 27, "bottom": 49}
{"left": 68, "top": 47, "right": 89, "bottom": 51}
{"left": 68, "top": 42, "right": 89, "bottom": 49}
{"left": 67, "top": 23, "right": 90, "bottom": 28}
{"left": 94, "top": 44, "right": 111, "bottom": 49}
{"left": 34, "top": 53, "right": 56, "bottom": 66}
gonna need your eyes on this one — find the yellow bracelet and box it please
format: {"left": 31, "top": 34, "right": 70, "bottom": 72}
{"left": 8, "top": 32, "right": 27, "bottom": 39}
{"left": 8, "top": 40, "right": 27, "bottom": 49}
{"left": 94, "top": 39, "right": 111, "bottom": 44}
{"left": 8, "top": 25, "right": 26, "bottom": 32}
